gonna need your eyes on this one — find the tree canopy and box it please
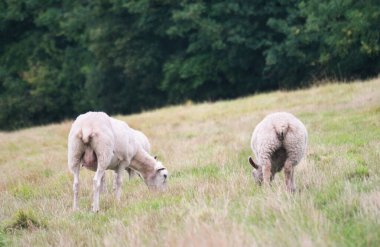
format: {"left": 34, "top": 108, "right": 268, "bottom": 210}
{"left": 1, "top": 0, "right": 379, "bottom": 130}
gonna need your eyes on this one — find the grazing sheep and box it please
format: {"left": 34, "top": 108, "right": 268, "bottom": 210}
{"left": 248, "top": 112, "right": 307, "bottom": 192}
{"left": 68, "top": 112, "right": 168, "bottom": 212}
{"left": 126, "top": 129, "right": 152, "bottom": 180}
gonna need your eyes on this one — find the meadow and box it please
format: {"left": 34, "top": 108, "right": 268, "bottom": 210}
{"left": 0, "top": 78, "right": 380, "bottom": 246}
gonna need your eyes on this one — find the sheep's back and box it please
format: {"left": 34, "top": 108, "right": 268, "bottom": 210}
{"left": 282, "top": 117, "right": 308, "bottom": 163}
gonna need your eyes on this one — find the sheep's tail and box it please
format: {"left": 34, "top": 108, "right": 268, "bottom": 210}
{"left": 80, "top": 127, "right": 95, "bottom": 144}
{"left": 275, "top": 124, "right": 290, "bottom": 142}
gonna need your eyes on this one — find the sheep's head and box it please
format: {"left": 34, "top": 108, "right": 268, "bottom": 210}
{"left": 248, "top": 156, "right": 263, "bottom": 185}
{"left": 145, "top": 159, "right": 168, "bottom": 190}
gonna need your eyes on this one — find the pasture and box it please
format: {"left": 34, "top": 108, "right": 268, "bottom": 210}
{"left": 1, "top": 78, "right": 380, "bottom": 246}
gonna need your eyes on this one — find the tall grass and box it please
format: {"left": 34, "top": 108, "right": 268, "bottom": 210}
{"left": 0, "top": 78, "right": 379, "bottom": 246}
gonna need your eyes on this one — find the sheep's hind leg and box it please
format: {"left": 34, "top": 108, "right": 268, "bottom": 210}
{"left": 72, "top": 164, "right": 80, "bottom": 210}
{"left": 284, "top": 159, "right": 296, "bottom": 193}
{"left": 92, "top": 168, "right": 106, "bottom": 212}
{"left": 263, "top": 159, "right": 272, "bottom": 186}
{"left": 92, "top": 150, "right": 114, "bottom": 212}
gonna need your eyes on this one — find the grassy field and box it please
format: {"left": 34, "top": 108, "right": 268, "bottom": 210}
{"left": 1, "top": 78, "right": 380, "bottom": 247}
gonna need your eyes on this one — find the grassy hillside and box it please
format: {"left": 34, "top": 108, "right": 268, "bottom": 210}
{"left": 1, "top": 78, "right": 380, "bottom": 247}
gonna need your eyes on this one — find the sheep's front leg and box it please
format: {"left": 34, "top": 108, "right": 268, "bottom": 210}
{"left": 263, "top": 159, "right": 272, "bottom": 186}
{"left": 113, "top": 171, "right": 118, "bottom": 192}
{"left": 284, "top": 160, "right": 296, "bottom": 193}
{"left": 92, "top": 168, "right": 106, "bottom": 212}
{"left": 127, "top": 167, "right": 136, "bottom": 180}
{"left": 114, "top": 167, "right": 125, "bottom": 202}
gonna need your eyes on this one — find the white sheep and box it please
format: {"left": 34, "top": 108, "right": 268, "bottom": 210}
{"left": 68, "top": 111, "right": 168, "bottom": 212}
{"left": 248, "top": 112, "right": 307, "bottom": 192}
{"left": 125, "top": 129, "right": 152, "bottom": 180}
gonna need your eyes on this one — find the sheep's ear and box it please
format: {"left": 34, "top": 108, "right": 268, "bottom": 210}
{"left": 154, "top": 155, "right": 157, "bottom": 160}
{"left": 248, "top": 156, "right": 259, "bottom": 169}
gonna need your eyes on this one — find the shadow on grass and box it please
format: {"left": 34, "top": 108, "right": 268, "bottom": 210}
{"left": 4, "top": 210, "right": 46, "bottom": 233}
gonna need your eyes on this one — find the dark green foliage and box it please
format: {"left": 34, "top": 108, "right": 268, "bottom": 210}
{"left": 266, "top": 0, "right": 380, "bottom": 86}
{"left": 1, "top": 0, "right": 379, "bottom": 129}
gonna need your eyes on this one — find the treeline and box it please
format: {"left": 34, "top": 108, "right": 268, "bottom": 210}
{"left": 1, "top": 0, "right": 379, "bottom": 130}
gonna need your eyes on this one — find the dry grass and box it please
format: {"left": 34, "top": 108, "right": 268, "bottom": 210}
{"left": 1, "top": 78, "right": 380, "bottom": 246}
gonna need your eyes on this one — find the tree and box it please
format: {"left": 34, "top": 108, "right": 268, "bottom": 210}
{"left": 265, "top": 0, "right": 380, "bottom": 85}
{"left": 1, "top": 0, "right": 379, "bottom": 130}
